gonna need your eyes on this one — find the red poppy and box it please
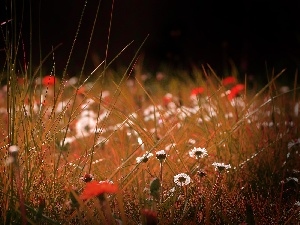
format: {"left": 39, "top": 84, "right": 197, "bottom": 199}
{"left": 141, "top": 209, "right": 158, "bottom": 225}
{"left": 76, "top": 86, "right": 85, "bottom": 95}
{"left": 228, "top": 84, "right": 245, "bottom": 101}
{"left": 191, "top": 87, "right": 205, "bottom": 96}
{"left": 42, "top": 75, "right": 56, "bottom": 86}
{"left": 222, "top": 76, "right": 237, "bottom": 86}
{"left": 163, "top": 93, "right": 173, "bottom": 106}
{"left": 80, "top": 180, "right": 118, "bottom": 200}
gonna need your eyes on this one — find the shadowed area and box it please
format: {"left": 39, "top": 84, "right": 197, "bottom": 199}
{"left": 0, "top": 0, "right": 300, "bottom": 83}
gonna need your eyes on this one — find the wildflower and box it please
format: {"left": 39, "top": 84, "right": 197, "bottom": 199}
{"left": 163, "top": 93, "right": 173, "bottom": 106}
{"left": 137, "top": 137, "right": 144, "bottom": 150}
{"left": 212, "top": 162, "right": 231, "bottom": 172}
{"left": 197, "top": 169, "right": 207, "bottom": 178}
{"left": 59, "top": 137, "right": 75, "bottom": 147}
{"left": 189, "top": 147, "right": 208, "bottom": 159}
{"left": 76, "top": 86, "right": 86, "bottom": 95}
{"left": 8, "top": 145, "right": 19, "bottom": 156}
{"left": 222, "top": 76, "right": 237, "bottom": 86}
{"left": 42, "top": 75, "right": 56, "bottom": 86}
{"left": 141, "top": 209, "right": 158, "bottom": 225}
{"left": 156, "top": 72, "right": 165, "bottom": 81}
{"left": 220, "top": 90, "right": 231, "bottom": 98}
{"left": 65, "top": 76, "right": 78, "bottom": 86}
{"left": 75, "top": 110, "right": 98, "bottom": 138}
{"left": 188, "top": 138, "right": 196, "bottom": 145}
{"left": 136, "top": 151, "right": 154, "bottom": 163}
{"left": 174, "top": 173, "right": 191, "bottom": 186}
{"left": 166, "top": 187, "right": 176, "bottom": 197}
{"left": 6, "top": 145, "right": 19, "bottom": 165}
{"left": 80, "top": 173, "right": 94, "bottom": 183}
{"left": 280, "top": 86, "right": 290, "bottom": 94}
{"left": 190, "top": 87, "right": 205, "bottom": 105}
{"left": 156, "top": 150, "right": 167, "bottom": 162}
{"left": 80, "top": 180, "right": 118, "bottom": 200}
{"left": 228, "top": 84, "right": 245, "bottom": 101}
{"left": 190, "top": 87, "right": 205, "bottom": 96}
{"left": 165, "top": 143, "right": 176, "bottom": 151}
{"left": 143, "top": 105, "right": 163, "bottom": 122}
{"left": 286, "top": 177, "right": 299, "bottom": 183}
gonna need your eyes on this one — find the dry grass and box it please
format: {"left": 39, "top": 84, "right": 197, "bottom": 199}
{"left": 0, "top": 66, "right": 299, "bottom": 224}
{"left": 0, "top": 1, "right": 299, "bottom": 224}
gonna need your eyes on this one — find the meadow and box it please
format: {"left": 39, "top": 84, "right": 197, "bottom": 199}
{"left": 1, "top": 2, "right": 300, "bottom": 224}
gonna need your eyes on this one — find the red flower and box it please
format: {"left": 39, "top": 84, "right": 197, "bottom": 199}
{"left": 76, "top": 86, "right": 85, "bottom": 95}
{"left": 163, "top": 93, "right": 173, "bottom": 106}
{"left": 191, "top": 87, "right": 205, "bottom": 96}
{"left": 42, "top": 75, "right": 56, "bottom": 86}
{"left": 141, "top": 209, "right": 158, "bottom": 225}
{"left": 222, "top": 76, "right": 237, "bottom": 86}
{"left": 80, "top": 180, "right": 118, "bottom": 200}
{"left": 228, "top": 84, "right": 245, "bottom": 101}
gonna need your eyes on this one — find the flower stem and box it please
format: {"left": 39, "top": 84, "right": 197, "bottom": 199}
{"left": 159, "top": 162, "right": 163, "bottom": 204}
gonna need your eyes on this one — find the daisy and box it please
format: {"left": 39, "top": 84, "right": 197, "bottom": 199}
{"left": 189, "top": 147, "right": 208, "bottom": 159}
{"left": 212, "top": 162, "right": 231, "bottom": 172}
{"left": 75, "top": 110, "right": 98, "bottom": 138}
{"left": 6, "top": 145, "right": 19, "bottom": 165}
{"left": 197, "top": 169, "right": 207, "bottom": 178}
{"left": 8, "top": 145, "right": 19, "bottom": 155}
{"left": 136, "top": 151, "right": 154, "bottom": 163}
{"left": 156, "top": 149, "right": 167, "bottom": 162}
{"left": 174, "top": 173, "right": 191, "bottom": 186}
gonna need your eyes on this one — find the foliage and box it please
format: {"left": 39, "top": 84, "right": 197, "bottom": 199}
{"left": 0, "top": 1, "right": 299, "bottom": 224}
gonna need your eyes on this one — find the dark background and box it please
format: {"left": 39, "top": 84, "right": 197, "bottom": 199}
{"left": 1, "top": 0, "right": 300, "bottom": 83}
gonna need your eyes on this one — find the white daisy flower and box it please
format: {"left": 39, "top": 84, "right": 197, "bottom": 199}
{"left": 212, "top": 162, "right": 231, "bottom": 172}
{"left": 189, "top": 147, "right": 208, "bottom": 159}
{"left": 174, "top": 173, "right": 191, "bottom": 186}
{"left": 156, "top": 149, "right": 167, "bottom": 162}
{"left": 136, "top": 151, "right": 153, "bottom": 163}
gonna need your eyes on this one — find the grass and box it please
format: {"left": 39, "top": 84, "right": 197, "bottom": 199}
{"left": 1, "top": 1, "right": 300, "bottom": 224}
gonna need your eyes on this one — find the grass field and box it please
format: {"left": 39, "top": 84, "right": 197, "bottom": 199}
{"left": 1, "top": 1, "right": 300, "bottom": 224}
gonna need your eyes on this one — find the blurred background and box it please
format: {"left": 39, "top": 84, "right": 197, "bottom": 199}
{"left": 1, "top": 0, "right": 300, "bottom": 84}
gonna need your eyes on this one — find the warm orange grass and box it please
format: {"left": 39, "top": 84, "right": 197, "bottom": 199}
{"left": 0, "top": 72, "right": 299, "bottom": 224}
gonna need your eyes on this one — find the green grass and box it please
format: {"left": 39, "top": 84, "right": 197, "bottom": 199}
{"left": 0, "top": 1, "right": 300, "bottom": 224}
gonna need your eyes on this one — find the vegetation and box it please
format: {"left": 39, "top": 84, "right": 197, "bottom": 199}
{"left": 0, "top": 1, "right": 299, "bottom": 224}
